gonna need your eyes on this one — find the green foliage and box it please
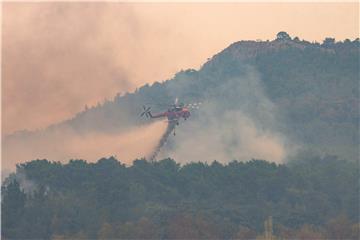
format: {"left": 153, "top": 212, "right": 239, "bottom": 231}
{"left": 1, "top": 180, "right": 26, "bottom": 238}
{"left": 2, "top": 155, "right": 359, "bottom": 239}
{"left": 276, "top": 31, "right": 292, "bottom": 41}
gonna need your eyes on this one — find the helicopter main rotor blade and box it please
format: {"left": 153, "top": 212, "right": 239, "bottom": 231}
{"left": 140, "top": 105, "right": 152, "bottom": 118}
{"left": 186, "top": 102, "right": 202, "bottom": 108}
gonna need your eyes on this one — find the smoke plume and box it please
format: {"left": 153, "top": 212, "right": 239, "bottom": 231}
{"left": 2, "top": 121, "right": 168, "bottom": 171}
{"left": 159, "top": 110, "right": 286, "bottom": 164}
{"left": 159, "top": 67, "right": 289, "bottom": 164}
{"left": 4, "top": 2, "right": 357, "bottom": 135}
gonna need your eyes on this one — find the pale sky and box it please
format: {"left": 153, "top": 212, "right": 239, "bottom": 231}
{"left": 2, "top": 2, "right": 359, "bottom": 135}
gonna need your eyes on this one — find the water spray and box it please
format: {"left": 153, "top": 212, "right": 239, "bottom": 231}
{"left": 148, "top": 122, "right": 176, "bottom": 162}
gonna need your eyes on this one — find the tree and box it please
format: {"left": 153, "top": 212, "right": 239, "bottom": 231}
{"left": 233, "top": 226, "right": 257, "bottom": 239}
{"left": 166, "top": 214, "right": 220, "bottom": 239}
{"left": 134, "top": 217, "right": 160, "bottom": 239}
{"left": 294, "top": 224, "right": 325, "bottom": 239}
{"left": 276, "top": 31, "right": 291, "bottom": 41}
{"left": 344, "top": 39, "right": 351, "bottom": 44}
{"left": 325, "top": 215, "right": 354, "bottom": 239}
{"left": 350, "top": 223, "right": 360, "bottom": 239}
{"left": 1, "top": 180, "right": 26, "bottom": 238}
{"left": 322, "top": 37, "right": 335, "bottom": 47}
{"left": 98, "top": 222, "right": 115, "bottom": 239}
{"left": 116, "top": 218, "right": 160, "bottom": 239}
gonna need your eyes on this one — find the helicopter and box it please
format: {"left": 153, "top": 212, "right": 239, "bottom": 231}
{"left": 140, "top": 98, "right": 201, "bottom": 135}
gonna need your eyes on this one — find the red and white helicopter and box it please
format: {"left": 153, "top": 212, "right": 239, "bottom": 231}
{"left": 140, "top": 98, "right": 201, "bottom": 134}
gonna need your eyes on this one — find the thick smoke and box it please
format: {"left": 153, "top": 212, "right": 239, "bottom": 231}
{"left": 5, "top": 2, "right": 357, "bottom": 136}
{"left": 159, "top": 109, "right": 286, "bottom": 164}
{"left": 2, "top": 121, "right": 168, "bottom": 171}
{"left": 3, "top": 2, "right": 242, "bottom": 135}
{"left": 159, "top": 67, "right": 289, "bottom": 164}
{"left": 2, "top": 62, "right": 290, "bottom": 172}
{"left": 14, "top": 170, "right": 38, "bottom": 194}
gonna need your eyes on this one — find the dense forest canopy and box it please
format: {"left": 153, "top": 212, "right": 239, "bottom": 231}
{"left": 2, "top": 155, "right": 359, "bottom": 239}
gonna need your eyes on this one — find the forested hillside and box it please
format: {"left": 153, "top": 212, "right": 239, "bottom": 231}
{"left": 4, "top": 33, "right": 359, "bottom": 166}
{"left": 2, "top": 156, "right": 359, "bottom": 239}
{"left": 62, "top": 33, "right": 360, "bottom": 160}
{"left": 2, "top": 34, "right": 359, "bottom": 238}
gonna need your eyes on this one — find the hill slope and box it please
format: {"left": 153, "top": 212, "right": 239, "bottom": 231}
{"left": 4, "top": 35, "right": 359, "bottom": 168}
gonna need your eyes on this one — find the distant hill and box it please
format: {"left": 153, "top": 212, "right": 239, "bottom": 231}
{"left": 4, "top": 33, "right": 359, "bottom": 166}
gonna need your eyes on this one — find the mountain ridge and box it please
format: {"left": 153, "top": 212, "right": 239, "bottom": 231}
{"left": 4, "top": 34, "right": 359, "bottom": 164}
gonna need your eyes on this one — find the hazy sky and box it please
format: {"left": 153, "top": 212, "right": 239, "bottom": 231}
{"left": 2, "top": 2, "right": 359, "bottom": 135}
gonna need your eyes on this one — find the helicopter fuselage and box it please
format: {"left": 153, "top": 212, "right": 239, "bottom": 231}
{"left": 150, "top": 107, "right": 191, "bottom": 122}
